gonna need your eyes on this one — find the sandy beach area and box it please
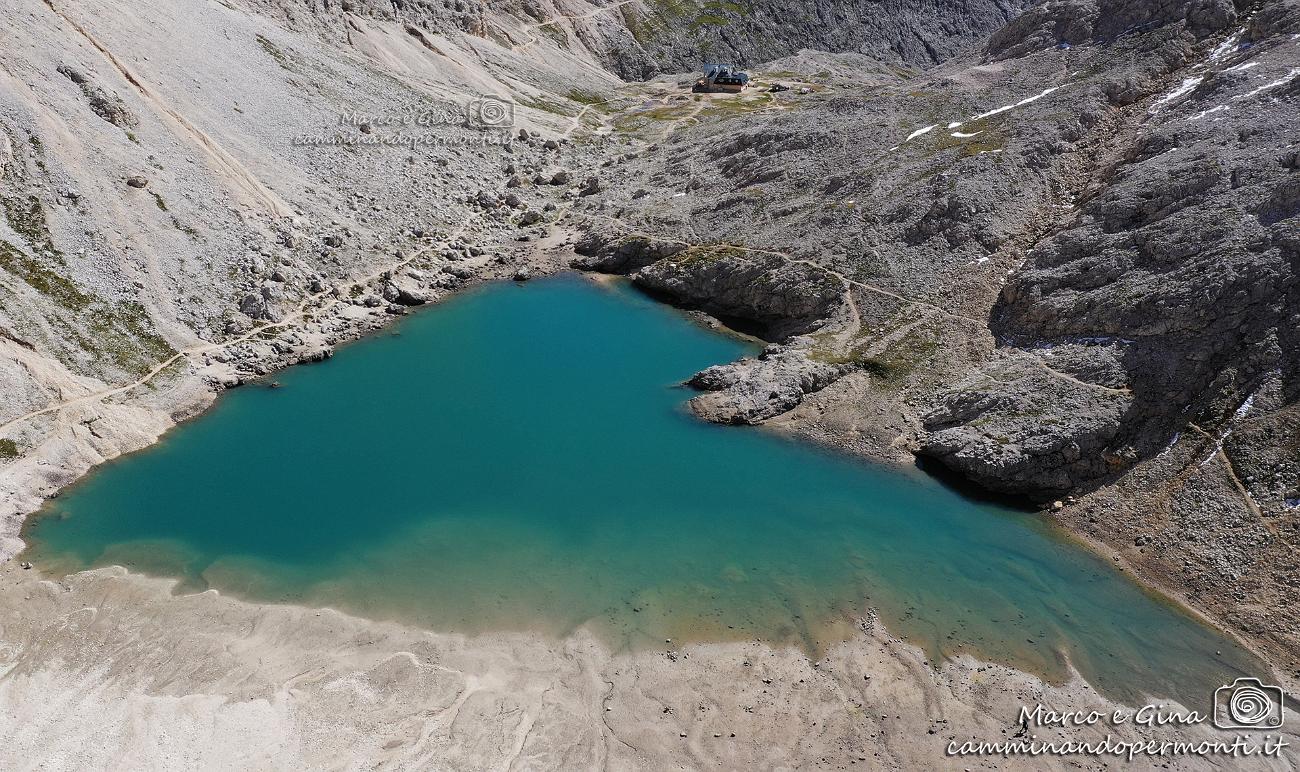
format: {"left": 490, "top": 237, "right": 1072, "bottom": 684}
{"left": 0, "top": 563, "right": 1294, "bottom": 770}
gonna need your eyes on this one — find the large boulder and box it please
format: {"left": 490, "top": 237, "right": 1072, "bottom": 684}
{"left": 381, "top": 275, "right": 430, "bottom": 306}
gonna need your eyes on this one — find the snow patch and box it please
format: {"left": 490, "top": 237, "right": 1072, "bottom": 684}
{"left": 1200, "top": 428, "right": 1231, "bottom": 466}
{"left": 1234, "top": 392, "right": 1258, "bottom": 420}
{"left": 1200, "top": 386, "right": 1267, "bottom": 466}
{"left": 1234, "top": 68, "right": 1300, "bottom": 100}
{"left": 1207, "top": 30, "right": 1244, "bottom": 64}
{"left": 905, "top": 124, "right": 938, "bottom": 141}
{"left": 1149, "top": 77, "right": 1203, "bottom": 113}
{"left": 1027, "top": 336, "right": 1135, "bottom": 351}
{"left": 1157, "top": 432, "right": 1182, "bottom": 458}
{"left": 970, "top": 86, "right": 1061, "bottom": 122}
{"left": 1189, "top": 104, "right": 1230, "bottom": 121}
{"left": 894, "top": 85, "right": 1065, "bottom": 146}
{"left": 951, "top": 130, "right": 983, "bottom": 138}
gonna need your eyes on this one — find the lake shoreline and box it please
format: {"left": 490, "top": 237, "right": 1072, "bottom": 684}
{"left": 3, "top": 259, "right": 1294, "bottom": 699}
{"left": 13, "top": 273, "right": 1277, "bottom": 711}
{"left": 1, "top": 563, "right": 1294, "bottom": 770}
{"left": 0, "top": 228, "right": 570, "bottom": 565}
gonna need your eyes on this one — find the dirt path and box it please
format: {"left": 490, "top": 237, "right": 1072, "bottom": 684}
{"left": 0, "top": 218, "right": 478, "bottom": 435}
{"left": 658, "top": 98, "right": 707, "bottom": 139}
{"left": 832, "top": 284, "right": 864, "bottom": 346}
{"left": 1183, "top": 422, "right": 1292, "bottom": 550}
{"left": 581, "top": 211, "right": 989, "bottom": 327}
{"left": 575, "top": 212, "right": 1148, "bottom": 402}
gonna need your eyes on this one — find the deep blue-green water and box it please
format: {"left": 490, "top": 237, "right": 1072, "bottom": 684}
{"left": 24, "top": 275, "right": 1258, "bottom": 704}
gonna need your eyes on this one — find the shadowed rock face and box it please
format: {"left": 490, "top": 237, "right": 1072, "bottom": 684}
{"left": 594, "top": 0, "right": 1040, "bottom": 79}
{"left": 920, "top": 357, "right": 1134, "bottom": 496}
{"left": 940, "top": 1, "right": 1300, "bottom": 497}
{"left": 632, "top": 248, "right": 846, "bottom": 338}
{"left": 986, "top": 0, "right": 1239, "bottom": 59}
{"left": 688, "top": 343, "right": 853, "bottom": 424}
{"left": 248, "top": 0, "right": 1037, "bottom": 79}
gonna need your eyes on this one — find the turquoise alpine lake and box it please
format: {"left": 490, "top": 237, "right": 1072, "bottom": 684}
{"left": 24, "top": 274, "right": 1259, "bottom": 705}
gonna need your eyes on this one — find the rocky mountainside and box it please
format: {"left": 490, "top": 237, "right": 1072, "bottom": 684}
{"left": 1, "top": 0, "right": 1298, "bottom": 697}
{"left": 0, "top": 0, "right": 633, "bottom": 551}
{"left": 275, "top": 0, "right": 1038, "bottom": 78}
{"left": 575, "top": 0, "right": 1038, "bottom": 78}
{"left": 564, "top": 0, "right": 1300, "bottom": 675}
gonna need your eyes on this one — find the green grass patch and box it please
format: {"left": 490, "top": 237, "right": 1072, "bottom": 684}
{"left": 256, "top": 35, "right": 293, "bottom": 70}
{"left": 639, "top": 103, "right": 696, "bottom": 120}
{"left": 567, "top": 89, "right": 609, "bottom": 106}
{"left": 859, "top": 329, "right": 940, "bottom": 383}
{"left": 152, "top": 192, "right": 168, "bottom": 211}
{"left": 0, "top": 439, "right": 18, "bottom": 459}
{"left": 0, "top": 240, "right": 89, "bottom": 310}
{"left": 517, "top": 95, "right": 579, "bottom": 117}
{"left": 86, "top": 301, "right": 177, "bottom": 375}
{"left": 808, "top": 326, "right": 940, "bottom": 384}
{"left": 932, "top": 116, "right": 1008, "bottom": 157}
{"left": 0, "top": 246, "right": 176, "bottom": 375}
{"left": 172, "top": 217, "right": 200, "bottom": 238}
{"left": 538, "top": 22, "right": 570, "bottom": 46}
{"left": 2, "top": 195, "right": 59, "bottom": 255}
{"left": 26, "top": 133, "right": 47, "bottom": 172}
{"left": 697, "top": 93, "right": 776, "bottom": 119}
{"left": 690, "top": 12, "right": 728, "bottom": 29}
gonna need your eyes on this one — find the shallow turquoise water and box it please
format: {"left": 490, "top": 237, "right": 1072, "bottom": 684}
{"left": 25, "top": 274, "right": 1258, "bottom": 704}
